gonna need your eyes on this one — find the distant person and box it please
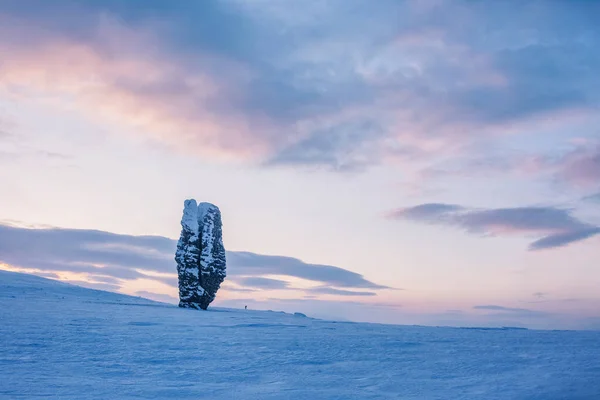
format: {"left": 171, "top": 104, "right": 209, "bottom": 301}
{"left": 245, "top": 305, "right": 247, "bottom": 310}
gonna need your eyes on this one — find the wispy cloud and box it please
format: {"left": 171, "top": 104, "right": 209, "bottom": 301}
{"left": 556, "top": 145, "right": 600, "bottom": 187}
{"left": 64, "top": 280, "right": 122, "bottom": 292}
{"left": 227, "top": 252, "right": 388, "bottom": 289}
{"left": 583, "top": 192, "right": 600, "bottom": 203}
{"left": 0, "top": 223, "right": 387, "bottom": 296}
{"left": 305, "top": 286, "right": 377, "bottom": 297}
{"left": 473, "top": 305, "right": 547, "bottom": 318}
{"left": 134, "top": 290, "right": 178, "bottom": 304}
{"left": 389, "top": 204, "right": 600, "bottom": 250}
{"left": 231, "top": 277, "right": 290, "bottom": 290}
{"left": 0, "top": 116, "right": 16, "bottom": 139}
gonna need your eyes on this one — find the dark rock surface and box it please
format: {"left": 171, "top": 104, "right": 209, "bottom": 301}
{"left": 175, "top": 199, "right": 226, "bottom": 310}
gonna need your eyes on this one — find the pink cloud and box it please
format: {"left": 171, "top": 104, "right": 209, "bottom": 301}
{"left": 558, "top": 145, "right": 600, "bottom": 187}
{"left": 390, "top": 203, "right": 600, "bottom": 250}
{"left": 0, "top": 15, "right": 279, "bottom": 161}
{"left": 0, "top": 5, "right": 596, "bottom": 175}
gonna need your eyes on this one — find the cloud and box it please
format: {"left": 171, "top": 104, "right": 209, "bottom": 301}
{"left": 473, "top": 305, "right": 547, "bottom": 318}
{"left": 221, "top": 287, "right": 259, "bottom": 293}
{"left": 474, "top": 305, "right": 531, "bottom": 312}
{"left": 0, "top": 0, "right": 598, "bottom": 171}
{"left": 231, "top": 277, "right": 290, "bottom": 290}
{"left": 87, "top": 275, "right": 122, "bottom": 285}
{"left": 511, "top": 144, "right": 600, "bottom": 189}
{"left": 413, "top": 139, "right": 600, "bottom": 193}
{"left": 0, "top": 115, "right": 16, "bottom": 137}
{"left": 264, "top": 120, "right": 384, "bottom": 172}
{"left": 226, "top": 278, "right": 380, "bottom": 296}
{"left": 305, "top": 287, "right": 377, "bottom": 297}
{"left": 63, "top": 280, "right": 122, "bottom": 292}
{"left": 134, "top": 291, "right": 178, "bottom": 304}
{"left": 583, "top": 192, "right": 600, "bottom": 203}
{"left": 557, "top": 145, "right": 600, "bottom": 187}
{"left": 389, "top": 203, "right": 600, "bottom": 250}
{"left": 529, "top": 227, "right": 600, "bottom": 251}
{"left": 227, "top": 252, "right": 388, "bottom": 289}
{"left": 35, "top": 272, "right": 60, "bottom": 280}
{"left": 0, "top": 223, "right": 386, "bottom": 294}
{"left": 392, "top": 203, "right": 463, "bottom": 221}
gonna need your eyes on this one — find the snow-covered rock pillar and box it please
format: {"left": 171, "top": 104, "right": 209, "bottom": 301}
{"left": 175, "top": 199, "right": 226, "bottom": 310}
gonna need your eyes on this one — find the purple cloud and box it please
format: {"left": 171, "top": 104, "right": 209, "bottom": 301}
{"left": 232, "top": 277, "right": 290, "bottom": 290}
{"left": 473, "top": 305, "right": 547, "bottom": 318}
{"left": 558, "top": 145, "right": 600, "bottom": 187}
{"left": 529, "top": 227, "right": 600, "bottom": 251}
{"left": 583, "top": 192, "right": 600, "bottom": 203}
{"left": 0, "top": 223, "right": 387, "bottom": 292}
{"left": 390, "top": 203, "right": 463, "bottom": 221}
{"left": 0, "top": 0, "right": 599, "bottom": 172}
{"left": 389, "top": 204, "right": 599, "bottom": 250}
{"left": 305, "top": 287, "right": 377, "bottom": 297}
{"left": 134, "top": 291, "right": 178, "bottom": 304}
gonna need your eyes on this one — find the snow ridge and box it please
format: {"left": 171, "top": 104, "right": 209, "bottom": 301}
{"left": 4, "top": 270, "right": 600, "bottom": 400}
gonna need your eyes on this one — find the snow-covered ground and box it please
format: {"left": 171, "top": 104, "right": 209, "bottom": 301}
{"left": 1, "top": 270, "right": 599, "bottom": 399}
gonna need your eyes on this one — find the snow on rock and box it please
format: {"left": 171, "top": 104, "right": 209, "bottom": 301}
{"left": 175, "top": 199, "right": 226, "bottom": 310}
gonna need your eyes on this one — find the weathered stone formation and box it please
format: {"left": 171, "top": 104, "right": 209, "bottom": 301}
{"left": 175, "top": 199, "right": 226, "bottom": 310}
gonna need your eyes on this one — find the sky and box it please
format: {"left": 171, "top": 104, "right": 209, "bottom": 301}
{"left": 0, "top": 0, "right": 599, "bottom": 330}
